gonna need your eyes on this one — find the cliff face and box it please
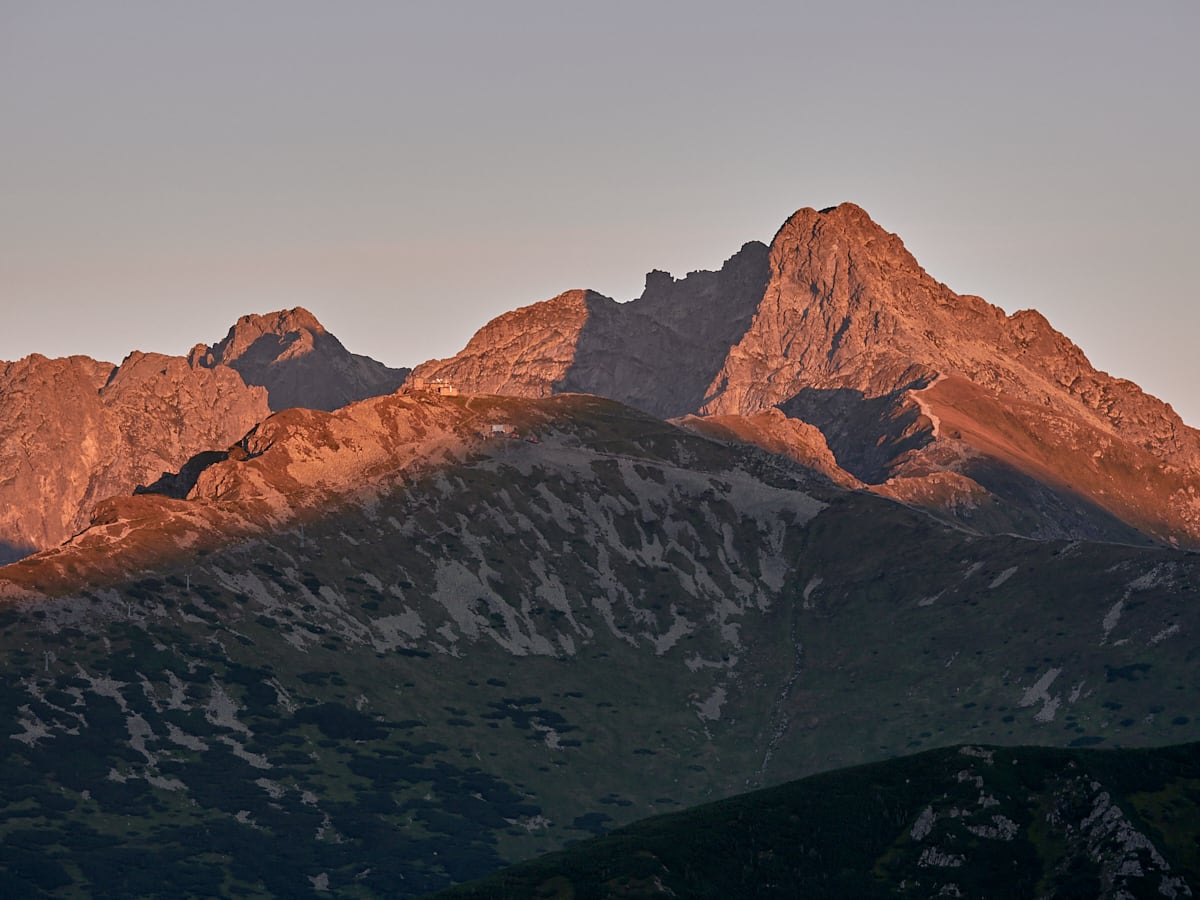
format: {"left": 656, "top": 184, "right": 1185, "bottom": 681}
{"left": 190, "top": 307, "right": 410, "bottom": 412}
{"left": 0, "top": 352, "right": 269, "bottom": 561}
{"left": 701, "top": 204, "right": 1194, "bottom": 469}
{"left": 412, "top": 241, "right": 771, "bottom": 419}
{"left": 418, "top": 204, "right": 1200, "bottom": 546}
{"left": 0, "top": 308, "right": 411, "bottom": 562}
{"left": 409, "top": 289, "right": 597, "bottom": 399}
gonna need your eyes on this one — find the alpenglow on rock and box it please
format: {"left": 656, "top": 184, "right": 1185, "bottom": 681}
{"left": 0, "top": 308, "right": 410, "bottom": 562}
{"left": 0, "top": 352, "right": 269, "bottom": 562}
{"left": 412, "top": 203, "right": 1200, "bottom": 547}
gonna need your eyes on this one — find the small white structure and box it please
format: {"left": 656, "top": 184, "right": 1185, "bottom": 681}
{"left": 407, "top": 375, "right": 459, "bottom": 396}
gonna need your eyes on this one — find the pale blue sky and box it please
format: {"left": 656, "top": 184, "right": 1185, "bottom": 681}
{"left": 2, "top": 2, "right": 1197, "bottom": 422}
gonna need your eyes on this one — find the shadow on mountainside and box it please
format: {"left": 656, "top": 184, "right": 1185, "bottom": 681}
{"left": 779, "top": 386, "right": 1159, "bottom": 545}
{"left": 555, "top": 242, "right": 771, "bottom": 420}
{"left": 957, "top": 455, "right": 1157, "bottom": 546}
{"left": 135, "top": 449, "right": 235, "bottom": 500}
{"left": 779, "top": 385, "right": 936, "bottom": 482}
{"left": 0, "top": 540, "right": 34, "bottom": 567}
{"left": 222, "top": 332, "right": 409, "bottom": 413}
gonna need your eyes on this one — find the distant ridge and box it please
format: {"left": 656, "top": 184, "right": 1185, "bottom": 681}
{"left": 0, "top": 308, "right": 409, "bottom": 561}
{"left": 190, "top": 306, "right": 410, "bottom": 412}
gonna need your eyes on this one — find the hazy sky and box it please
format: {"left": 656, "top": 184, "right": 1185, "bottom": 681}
{"left": 2, "top": 2, "right": 1198, "bottom": 423}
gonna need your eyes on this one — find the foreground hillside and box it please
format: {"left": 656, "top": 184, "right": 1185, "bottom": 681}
{"left": 436, "top": 742, "right": 1200, "bottom": 899}
{"left": 1, "top": 391, "right": 1197, "bottom": 895}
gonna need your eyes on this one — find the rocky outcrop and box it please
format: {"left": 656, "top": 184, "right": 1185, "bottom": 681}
{"left": 0, "top": 352, "right": 269, "bottom": 560}
{"left": 419, "top": 203, "right": 1200, "bottom": 546}
{"left": 674, "top": 409, "right": 862, "bottom": 490}
{"left": 191, "top": 307, "right": 410, "bottom": 412}
{"left": 411, "top": 240, "right": 770, "bottom": 419}
{"left": 700, "top": 205, "right": 1196, "bottom": 470}
{"left": 409, "top": 289, "right": 598, "bottom": 399}
{"left": 0, "top": 308, "right": 410, "bottom": 563}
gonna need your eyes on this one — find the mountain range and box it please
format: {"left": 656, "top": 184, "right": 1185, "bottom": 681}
{"left": 0, "top": 307, "right": 408, "bottom": 562}
{"left": 0, "top": 203, "right": 1196, "bottom": 896}
{"left": 414, "top": 203, "right": 1200, "bottom": 549}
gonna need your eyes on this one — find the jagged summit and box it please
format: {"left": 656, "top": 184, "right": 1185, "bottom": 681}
{"left": 411, "top": 241, "right": 771, "bottom": 419}
{"left": 414, "top": 202, "right": 1200, "bottom": 547}
{"left": 190, "top": 306, "right": 409, "bottom": 412}
{"left": 195, "top": 307, "right": 329, "bottom": 365}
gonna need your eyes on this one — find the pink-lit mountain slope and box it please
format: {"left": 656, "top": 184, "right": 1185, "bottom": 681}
{"left": 0, "top": 308, "right": 408, "bottom": 562}
{"left": 411, "top": 203, "right": 1200, "bottom": 546}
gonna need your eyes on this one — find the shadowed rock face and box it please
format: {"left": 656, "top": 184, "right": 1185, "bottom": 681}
{"left": 190, "top": 307, "right": 410, "bottom": 412}
{"left": 411, "top": 241, "right": 771, "bottom": 420}
{"left": 413, "top": 204, "right": 1200, "bottom": 546}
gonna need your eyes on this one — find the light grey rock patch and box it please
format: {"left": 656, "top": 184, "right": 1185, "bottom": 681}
{"left": 219, "top": 735, "right": 271, "bottom": 770}
{"left": 802, "top": 575, "right": 823, "bottom": 609}
{"left": 958, "top": 746, "right": 994, "bottom": 763}
{"left": 371, "top": 611, "right": 427, "bottom": 649}
{"left": 145, "top": 774, "right": 186, "bottom": 791}
{"left": 695, "top": 685, "right": 727, "bottom": 722}
{"left": 166, "top": 723, "right": 207, "bottom": 751}
{"left": 918, "top": 847, "right": 964, "bottom": 868}
{"left": 1101, "top": 600, "right": 1124, "bottom": 644}
{"left": 966, "top": 815, "right": 1018, "bottom": 841}
{"left": 645, "top": 605, "right": 695, "bottom": 655}
{"left": 1018, "top": 668, "right": 1062, "bottom": 722}
{"left": 1150, "top": 623, "right": 1181, "bottom": 645}
{"left": 11, "top": 705, "right": 52, "bottom": 745}
{"left": 256, "top": 778, "right": 286, "bottom": 800}
{"left": 911, "top": 805, "right": 936, "bottom": 840}
{"left": 206, "top": 680, "right": 251, "bottom": 735}
{"left": 989, "top": 566, "right": 1018, "bottom": 589}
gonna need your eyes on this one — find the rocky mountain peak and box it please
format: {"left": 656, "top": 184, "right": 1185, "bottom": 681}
{"left": 191, "top": 306, "right": 409, "bottom": 412}
{"left": 416, "top": 202, "right": 1200, "bottom": 547}
{"left": 769, "top": 203, "right": 924, "bottom": 293}
{"left": 192, "top": 307, "right": 327, "bottom": 368}
{"left": 411, "top": 244, "right": 771, "bottom": 419}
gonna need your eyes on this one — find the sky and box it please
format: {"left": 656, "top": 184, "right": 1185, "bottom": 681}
{"left": 2, "top": 2, "right": 1198, "bottom": 423}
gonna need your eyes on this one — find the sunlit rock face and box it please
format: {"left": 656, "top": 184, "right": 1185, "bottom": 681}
{"left": 417, "top": 203, "right": 1200, "bottom": 547}
{"left": 0, "top": 308, "right": 409, "bottom": 561}
{"left": 0, "top": 351, "right": 269, "bottom": 560}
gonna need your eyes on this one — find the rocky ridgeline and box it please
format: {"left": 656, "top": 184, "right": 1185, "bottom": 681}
{"left": 412, "top": 204, "right": 1200, "bottom": 547}
{"left": 0, "top": 307, "right": 410, "bottom": 562}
